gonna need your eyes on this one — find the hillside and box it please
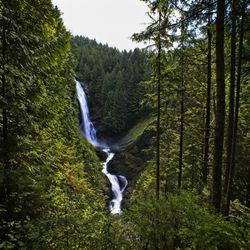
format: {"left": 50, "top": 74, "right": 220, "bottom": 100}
{"left": 108, "top": 114, "right": 156, "bottom": 201}
{"left": 72, "top": 36, "right": 151, "bottom": 136}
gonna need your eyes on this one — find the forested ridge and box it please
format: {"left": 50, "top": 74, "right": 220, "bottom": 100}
{"left": 72, "top": 36, "right": 151, "bottom": 136}
{"left": 1, "top": 0, "right": 250, "bottom": 250}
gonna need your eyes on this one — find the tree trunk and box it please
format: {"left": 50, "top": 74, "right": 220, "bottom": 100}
{"left": 1, "top": 17, "right": 7, "bottom": 204}
{"left": 246, "top": 165, "right": 250, "bottom": 208}
{"left": 178, "top": 51, "right": 184, "bottom": 190}
{"left": 223, "top": 0, "right": 237, "bottom": 217}
{"left": 156, "top": 8, "right": 162, "bottom": 199}
{"left": 178, "top": 22, "right": 185, "bottom": 190}
{"left": 2, "top": 19, "right": 7, "bottom": 152}
{"left": 229, "top": 0, "right": 247, "bottom": 211}
{"left": 213, "top": 0, "right": 225, "bottom": 212}
{"left": 202, "top": 0, "right": 212, "bottom": 186}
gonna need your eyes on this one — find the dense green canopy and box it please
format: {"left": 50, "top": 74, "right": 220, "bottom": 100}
{"left": 1, "top": 0, "right": 250, "bottom": 249}
{"left": 73, "top": 36, "right": 151, "bottom": 135}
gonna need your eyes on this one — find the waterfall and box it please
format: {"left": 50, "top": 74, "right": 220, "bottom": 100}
{"left": 76, "top": 80, "right": 127, "bottom": 215}
{"left": 76, "top": 81, "right": 99, "bottom": 147}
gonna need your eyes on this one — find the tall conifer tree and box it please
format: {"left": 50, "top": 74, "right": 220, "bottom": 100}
{"left": 213, "top": 0, "right": 225, "bottom": 212}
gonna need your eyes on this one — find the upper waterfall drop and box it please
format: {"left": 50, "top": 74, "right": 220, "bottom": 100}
{"left": 76, "top": 80, "right": 128, "bottom": 215}
{"left": 76, "top": 81, "right": 101, "bottom": 148}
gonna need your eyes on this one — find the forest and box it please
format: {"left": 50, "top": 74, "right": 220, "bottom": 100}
{"left": 0, "top": 0, "right": 250, "bottom": 249}
{"left": 72, "top": 36, "right": 151, "bottom": 136}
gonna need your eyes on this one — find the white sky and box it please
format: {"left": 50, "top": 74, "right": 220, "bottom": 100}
{"left": 52, "top": 0, "right": 150, "bottom": 51}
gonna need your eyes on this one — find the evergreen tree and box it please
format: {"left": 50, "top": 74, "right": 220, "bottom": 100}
{"left": 0, "top": 1, "right": 107, "bottom": 247}
{"left": 72, "top": 36, "right": 151, "bottom": 136}
{"left": 213, "top": 0, "right": 226, "bottom": 212}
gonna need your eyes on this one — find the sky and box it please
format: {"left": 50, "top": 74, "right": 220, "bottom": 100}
{"left": 52, "top": 0, "right": 150, "bottom": 51}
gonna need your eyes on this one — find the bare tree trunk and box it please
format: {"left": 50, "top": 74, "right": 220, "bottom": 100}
{"left": 1, "top": 17, "right": 7, "bottom": 204}
{"left": 2, "top": 19, "right": 7, "bottom": 153}
{"left": 246, "top": 165, "right": 250, "bottom": 208}
{"left": 178, "top": 23, "right": 185, "bottom": 190}
{"left": 223, "top": 0, "right": 237, "bottom": 217}
{"left": 213, "top": 0, "right": 225, "bottom": 212}
{"left": 202, "top": 0, "right": 212, "bottom": 186}
{"left": 156, "top": 8, "right": 162, "bottom": 200}
{"left": 228, "top": 0, "right": 247, "bottom": 212}
{"left": 178, "top": 57, "right": 184, "bottom": 190}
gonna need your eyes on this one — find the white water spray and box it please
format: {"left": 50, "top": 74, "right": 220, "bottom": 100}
{"left": 76, "top": 80, "right": 127, "bottom": 214}
{"left": 76, "top": 82, "right": 99, "bottom": 147}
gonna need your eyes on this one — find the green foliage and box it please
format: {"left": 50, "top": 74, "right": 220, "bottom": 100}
{"left": 125, "top": 192, "right": 250, "bottom": 250}
{"left": 132, "top": 0, "right": 249, "bottom": 199}
{"left": 0, "top": 0, "right": 249, "bottom": 249}
{"left": 127, "top": 1, "right": 250, "bottom": 249}
{"left": 117, "top": 114, "right": 155, "bottom": 150}
{"left": 72, "top": 36, "right": 151, "bottom": 135}
{"left": 0, "top": 0, "right": 108, "bottom": 248}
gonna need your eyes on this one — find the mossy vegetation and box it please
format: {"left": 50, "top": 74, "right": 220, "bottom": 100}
{"left": 116, "top": 114, "right": 156, "bottom": 151}
{"left": 108, "top": 114, "right": 156, "bottom": 204}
